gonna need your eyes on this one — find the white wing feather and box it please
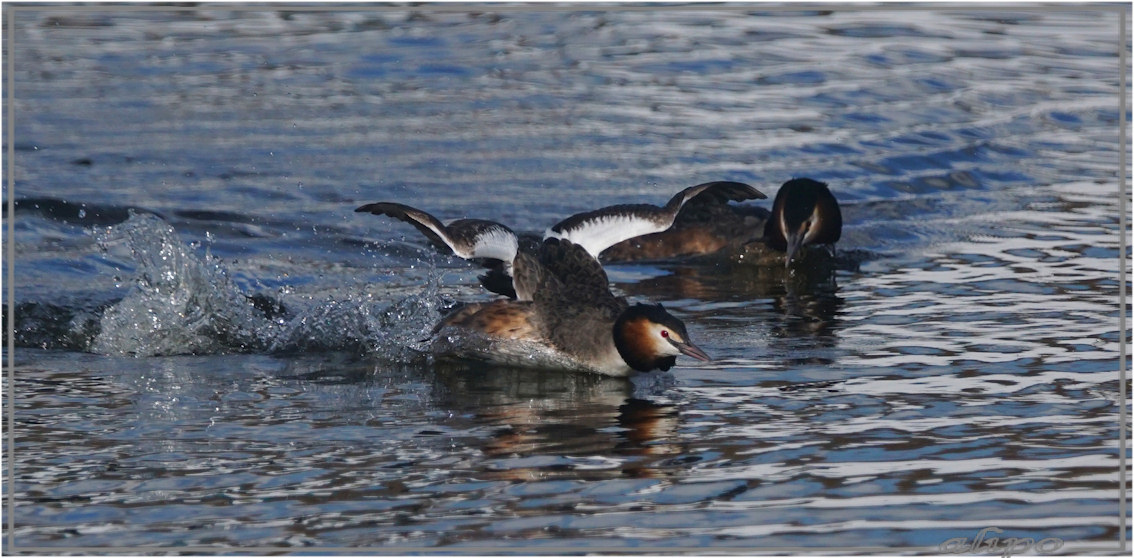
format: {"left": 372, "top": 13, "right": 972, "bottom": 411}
{"left": 544, "top": 212, "right": 665, "bottom": 259}
{"left": 468, "top": 226, "right": 520, "bottom": 265}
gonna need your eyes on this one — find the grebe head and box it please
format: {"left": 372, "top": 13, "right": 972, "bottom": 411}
{"left": 613, "top": 303, "right": 711, "bottom": 372}
{"left": 764, "top": 178, "right": 842, "bottom": 265}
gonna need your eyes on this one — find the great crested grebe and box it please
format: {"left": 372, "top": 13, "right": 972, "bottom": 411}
{"left": 426, "top": 238, "right": 710, "bottom": 376}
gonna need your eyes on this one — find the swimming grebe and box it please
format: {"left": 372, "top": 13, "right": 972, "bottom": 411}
{"left": 428, "top": 238, "right": 710, "bottom": 376}
{"left": 600, "top": 178, "right": 842, "bottom": 267}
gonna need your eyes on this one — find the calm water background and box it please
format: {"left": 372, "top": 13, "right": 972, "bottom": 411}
{"left": 4, "top": 5, "right": 1129, "bottom": 553}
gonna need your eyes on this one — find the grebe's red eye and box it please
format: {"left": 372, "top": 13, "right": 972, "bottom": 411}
{"left": 660, "top": 330, "right": 669, "bottom": 338}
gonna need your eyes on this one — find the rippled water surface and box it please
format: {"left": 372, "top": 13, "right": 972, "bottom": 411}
{"left": 5, "top": 5, "right": 1129, "bottom": 553}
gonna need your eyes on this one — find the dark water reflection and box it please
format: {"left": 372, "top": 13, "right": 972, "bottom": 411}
{"left": 7, "top": 5, "right": 1128, "bottom": 553}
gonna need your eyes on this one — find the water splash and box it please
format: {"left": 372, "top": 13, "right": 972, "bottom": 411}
{"left": 88, "top": 211, "right": 444, "bottom": 359}
{"left": 265, "top": 278, "right": 444, "bottom": 357}
{"left": 89, "top": 212, "right": 261, "bottom": 356}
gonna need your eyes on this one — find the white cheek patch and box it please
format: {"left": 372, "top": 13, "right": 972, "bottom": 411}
{"left": 659, "top": 337, "right": 682, "bottom": 357}
{"left": 647, "top": 325, "right": 682, "bottom": 356}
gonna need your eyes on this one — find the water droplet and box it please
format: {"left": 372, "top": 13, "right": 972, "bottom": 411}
{"left": 78, "top": 209, "right": 87, "bottom": 219}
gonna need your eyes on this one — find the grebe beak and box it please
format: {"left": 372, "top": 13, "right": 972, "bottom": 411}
{"left": 673, "top": 339, "right": 711, "bottom": 362}
{"left": 785, "top": 228, "right": 807, "bottom": 267}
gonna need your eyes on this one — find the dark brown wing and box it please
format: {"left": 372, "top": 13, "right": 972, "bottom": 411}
{"left": 526, "top": 239, "right": 624, "bottom": 351}
{"left": 511, "top": 239, "right": 624, "bottom": 360}
{"left": 355, "top": 202, "right": 518, "bottom": 262}
{"left": 661, "top": 180, "right": 767, "bottom": 214}
{"left": 356, "top": 202, "right": 453, "bottom": 253}
{"left": 537, "top": 238, "right": 618, "bottom": 308}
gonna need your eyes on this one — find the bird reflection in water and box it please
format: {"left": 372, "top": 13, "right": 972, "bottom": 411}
{"left": 430, "top": 365, "right": 683, "bottom": 480}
